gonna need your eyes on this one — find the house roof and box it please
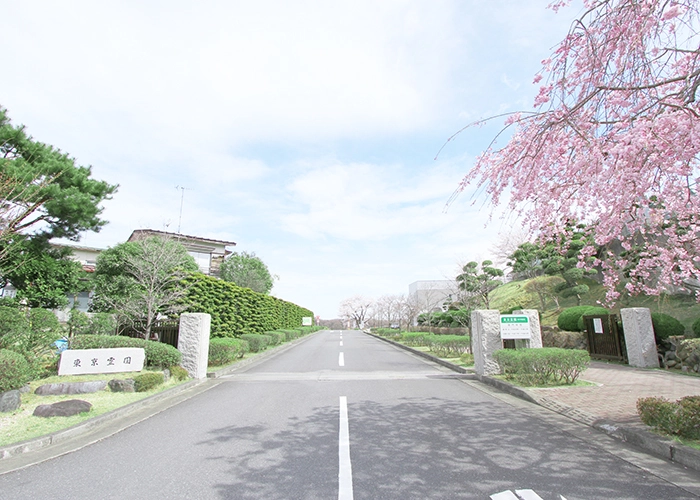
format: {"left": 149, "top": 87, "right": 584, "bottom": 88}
{"left": 127, "top": 229, "right": 237, "bottom": 247}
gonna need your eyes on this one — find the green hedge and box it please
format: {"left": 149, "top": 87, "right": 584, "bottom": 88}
{"left": 557, "top": 306, "right": 609, "bottom": 332}
{"left": 208, "top": 338, "right": 249, "bottom": 366}
{"left": 493, "top": 348, "right": 590, "bottom": 386}
{"left": 0, "top": 349, "right": 34, "bottom": 392}
{"left": 576, "top": 307, "right": 611, "bottom": 331}
{"left": 427, "top": 335, "right": 471, "bottom": 357}
{"left": 400, "top": 331, "right": 435, "bottom": 346}
{"left": 133, "top": 372, "right": 165, "bottom": 392}
{"left": 181, "top": 273, "right": 314, "bottom": 338}
{"left": 69, "top": 335, "right": 181, "bottom": 368}
{"left": 651, "top": 313, "right": 685, "bottom": 342}
{"left": 637, "top": 396, "right": 700, "bottom": 440}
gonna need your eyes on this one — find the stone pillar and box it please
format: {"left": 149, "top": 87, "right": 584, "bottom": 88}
{"left": 513, "top": 309, "right": 543, "bottom": 348}
{"left": 472, "top": 310, "right": 502, "bottom": 376}
{"left": 621, "top": 308, "right": 659, "bottom": 368}
{"left": 177, "top": 313, "right": 212, "bottom": 379}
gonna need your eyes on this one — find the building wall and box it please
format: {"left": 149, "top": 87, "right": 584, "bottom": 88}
{"left": 408, "top": 280, "right": 458, "bottom": 313}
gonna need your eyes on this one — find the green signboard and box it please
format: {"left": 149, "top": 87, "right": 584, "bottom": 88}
{"left": 499, "top": 314, "right": 531, "bottom": 339}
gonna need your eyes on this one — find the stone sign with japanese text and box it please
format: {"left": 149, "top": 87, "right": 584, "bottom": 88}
{"left": 58, "top": 348, "right": 145, "bottom": 376}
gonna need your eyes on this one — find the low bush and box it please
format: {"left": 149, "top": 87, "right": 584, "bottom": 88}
{"left": 133, "top": 372, "right": 165, "bottom": 392}
{"left": 427, "top": 335, "right": 471, "bottom": 357}
{"left": 169, "top": 365, "right": 189, "bottom": 381}
{"left": 265, "top": 331, "right": 285, "bottom": 345}
{"left": 282, "top": 329, "right": 302, "bottom": 341}
{"left": 400, "top": 331, "right": 435, "bottom": 347}
{"left": 557, "top": 306, "right": 606, "bottom": 332}
{"left": 651, "top": 313, "right": 685, "bottom": 343}
{"left": 493, "top": 348, "right": 590, "bottom": 386}
{"left": 577, "top": 307, "right": 611, "bottom": 331}
{"left": 637, "top": 396, "right": 700, "bottom": 440}
{"left": 209, "top": 338, "right": 249, "bottom": 366}
{"left": 0, "top": 349, "right": 34, "bottom": 392}
{"left": 691, "top": 317, "right": 700, "bottom": 338}
{"left": 144, "top": 341, "right": 182, "bottom": 368}
{"left": 240, "top": 334, "right": 271, "bottom": 353}
{"left": 69, "top": 335, "right": 181, "bottom": 368}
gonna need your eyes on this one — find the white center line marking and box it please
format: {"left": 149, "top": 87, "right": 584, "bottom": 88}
{"left": 340, "top": 341, "right": 343, "bottom": 347}
{"left": 339, "top": 353, "right": 345, "bottom": 366}
{"left": 338, "top": 396, "right": 353, "bottom": 500}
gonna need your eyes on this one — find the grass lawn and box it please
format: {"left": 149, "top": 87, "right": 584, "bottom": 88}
{"left": 0, "top": 372, "right": 187, "bottom": 447}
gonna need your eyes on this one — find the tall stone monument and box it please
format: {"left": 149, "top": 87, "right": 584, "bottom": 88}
{"left": 472, "top": 310, "right": 502, "bottom": 376}
{"left": 620, "top": 307, "right": 659, "bottom": 368}
{"left": 178, "top": 313, "right": 212, "bottom": 379}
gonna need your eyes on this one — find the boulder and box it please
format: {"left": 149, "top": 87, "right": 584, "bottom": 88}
{"left": 108, "top": 379, "right": 135, "bottom": 392}
{"left": 0, "top": 390, "right": 21, "bottom": 413}
{"left": 33, "top": 400, "right": 92, "bottom": 418}
{"left": 35, "top": 380, "right": 107, "bottom": 396}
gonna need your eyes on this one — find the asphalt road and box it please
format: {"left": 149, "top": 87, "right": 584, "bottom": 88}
{"left": 1, "top": 330, "right": 699, "bottom": 499}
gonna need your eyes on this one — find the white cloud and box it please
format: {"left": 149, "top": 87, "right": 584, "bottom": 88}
{"left": 1, "top": 1, "right": 577, "bottom": 318}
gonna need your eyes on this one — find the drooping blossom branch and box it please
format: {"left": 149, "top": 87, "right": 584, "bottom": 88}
{"left": 455, "top": 0, "right": 700, "bottom": 303}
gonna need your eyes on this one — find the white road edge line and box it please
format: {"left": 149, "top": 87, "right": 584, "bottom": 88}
{"left": 339, "top": 352, "right": 345, "bottom": 366}
{"left": 339, "top": 396, "right": 354, "bottom": 500}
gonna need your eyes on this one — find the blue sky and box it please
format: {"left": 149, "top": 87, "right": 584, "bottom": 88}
{"left": 1, "top": 1, "right": 579, "bottom": 318}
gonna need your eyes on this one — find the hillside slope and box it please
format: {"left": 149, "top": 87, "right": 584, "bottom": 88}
{"left": 488, "top": 277, "right": 700, "bottom": 332}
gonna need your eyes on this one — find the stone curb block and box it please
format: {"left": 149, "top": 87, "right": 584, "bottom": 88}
{"left": 364, "top": 330, "right": 700, "bottom": 474}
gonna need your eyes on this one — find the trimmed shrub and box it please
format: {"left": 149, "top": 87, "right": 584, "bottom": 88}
{"left": 240, "top": 334, "right": 268, "bottom": 353}
{"left": 557, "top": 306, "right": 601, "bottom": 332}
{"left": 209, "top": 338, "right": 249, "bottom": 366}
{"left": 0, "top": 349, "right": 34, "bottom": 392}
{"left": 651, "top": 313, "right": 685, "bottom": 343}
{"left": 637, "top": 396, "right": 700, "bottom": 440}
{"left": 265, "top": 331, "right": 285, "bottom": 345}
{"left": 427, "top": 335, "right": 471, "bottom": 357}
{"left": 169, "top": 365, "right": 189, "bottom": 381}
{"left": 493, "top": 348, "right": 590, "bottom": 386}
{"left": 69, "top": 335, "right": 181, "bottom": 368}
{"left": 181, "top": 273, "right": 314, "bottom": 337}
{"left": 577, "top": 307, "right": 611, "bottom": 331}
{"left": 144, "top": 341, "right": 182, "bottom": 368}
{"left": 691, "top": 317, "right": 700, "bottom": 338}
{"left": 133, "top": 372, "right": 165, "bottom": 392}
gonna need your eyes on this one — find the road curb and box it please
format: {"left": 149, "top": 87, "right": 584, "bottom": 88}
{"left": 365, "top": 330, "right": 700, "bottom": 474}
{"left": 1, "top": 331, "right": 322, "bottom": 463}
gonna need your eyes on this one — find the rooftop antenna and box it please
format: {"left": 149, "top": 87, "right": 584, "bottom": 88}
{"left": 175, "top": 185, "right": 192, "bottom": 234}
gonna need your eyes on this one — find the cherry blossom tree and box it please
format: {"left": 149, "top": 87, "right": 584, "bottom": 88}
{"left": 452, "top": 0, "right": 700, "bottom": 303}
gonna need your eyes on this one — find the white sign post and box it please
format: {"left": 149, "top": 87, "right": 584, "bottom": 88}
{"left": 499, "top": 315, "right": 531, "bottom": 340}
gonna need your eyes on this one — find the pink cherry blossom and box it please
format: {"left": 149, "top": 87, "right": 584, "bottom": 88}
{"left": 456, "top": 0, "right": 700, "bottom": 303}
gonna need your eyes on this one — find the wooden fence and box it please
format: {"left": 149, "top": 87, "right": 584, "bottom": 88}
{"left": 119, "top": 320, "right": 180, "bottom": 348}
